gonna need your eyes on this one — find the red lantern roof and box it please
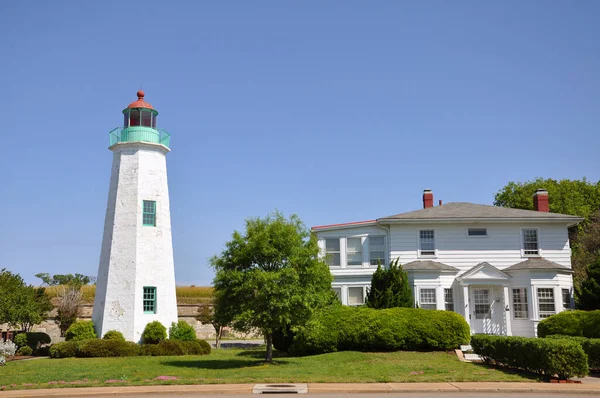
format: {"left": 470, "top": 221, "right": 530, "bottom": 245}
{"left": 126, "top": 90, "right": 154, "bottom": 110}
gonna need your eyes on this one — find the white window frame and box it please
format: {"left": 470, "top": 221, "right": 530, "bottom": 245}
{"left": 537, "top": 287, "right": 556, "bottom": 319}
{"left": 346, "top": 237, "right": 363, "bottom": 267}
{"left": 511, "top": 287, "right": 529, "bottom": 320}
{"left": 521, "top": 227, "right": 541, "bottom": 257}
{"left": 444, "top": 288, "right": 454, "bottom": 312}
{"left": 418, "top": 229, "right": 436, "bottom": 258}
{"left": 467, "top": 228, "right": 488, "bottom": 238}
{"left": 369, "top": 236, "right": 386, "bottom": 266}
{"left": 324, "top": 238, "right": 341, "bottom": 267}
{"left": 347, "top": 286, "right": 366, "bottom": 306}
{"left": 562, "top": 288, "right": 572, "bottom": 310}
{"left": 332, "top": 287, "right": 342, "bottom": 303}
{"left": 419, "top": 287, "right": 437, "bottom": 310}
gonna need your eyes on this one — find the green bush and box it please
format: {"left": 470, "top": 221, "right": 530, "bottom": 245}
{"left": 288, "top": 306, "right": 470, "bottom": 356}
{"left": 65, "top": 321, "right": 97, "bottom": 342}
{"left": 17, "top": 346, "right": 33, "bottom": 356}
{"left": 471, "top": 335, "right": 588, "bottom": 379}
{"left": 273, "top": 326, "right": 294, "bottom": 352}
{"left": 142, "top": 321, "right": 167, "bottom": 344}
{"left": 77, "top": 339, "right": 140, "bottom": 357}
{"left": 102, "top": 330, "right": 126, "bottom": 341}
{"left": 546, "top": 335, "right": 600, "bottom": 371}
{"left": 538, "top": 310, "right": 600, "bottom": 338}
{"left": 49, "top": 341, "right": 79, "bottom": 358}
{"left": 179, "top": 340, "right": 204, "bottom": 355}
{"left": 140, "top": 344, "right": 162, "bottom": 356}
{"left": 13, "top": 334, "right": 28, "bottom": 348}
{"left": 169, "top": 320, "right": 197, "bottom": 341}
{"left": 197, "top": 339, "right": 212, "bottom": 355}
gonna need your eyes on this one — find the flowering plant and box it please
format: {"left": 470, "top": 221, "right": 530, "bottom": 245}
{"left": 0, "top": 341, "right": 17, "bottom": 366}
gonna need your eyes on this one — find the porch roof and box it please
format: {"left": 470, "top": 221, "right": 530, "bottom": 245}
{"left": 457, "top": 261, "right": 511, "bottom": 282}
{"left": 504, "top": 257, "right": 574, "bottom": 273}
{"left": 402, "top": 260, "right": 459, "bottom": 272}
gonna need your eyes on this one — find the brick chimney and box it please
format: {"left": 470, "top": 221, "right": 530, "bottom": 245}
{"left": 423, "top": 189, "right": 434, "bottom": 209}
{"left": 533, "top": 189, "right": 549, "bottom": 212}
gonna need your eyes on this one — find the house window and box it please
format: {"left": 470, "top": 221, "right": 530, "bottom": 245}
{"left": 348, "top": 287, "right": 364, "bottom": 306}
{"left": 419, "top": 230, "right": 435, "bottom": 257}
{"left": 512, "top": 288, "right": 529, "bottom": 319}
{"left": 474, "top": 288, "right": 491, "bottom": 319}
{"left": 325, "top": 239, "right": 340, "bottom": 266}
{"left": 332, "top": 287, "right": 342, "bottom": 303}
{"left": 143, "top": 286, "right": 157, "bottom": 314}
{"left": 537, "top": 288, "right": 556, "bottom": 319}
{"left": 444, "top": 288, "right": 454, "bottom": 311}
{"left": 369, "top": 236, "right": 385, "bottom": 266}
{"left": 523, "top": 229, "right": 539, "bottom": 256}
{"left": 420, "top": 288, "right": 437, "bottom": 310}
{"left": 143, "top": 200, "right": 156, "bottom": 226}
{"left": 468, "top": 228, "right": 487, "bottom": 237}
{"left": 346, "top": 238, "right": 363, "bottom": 266}
{"left": 562, "top": 288, "right": 571, "bottom": 310}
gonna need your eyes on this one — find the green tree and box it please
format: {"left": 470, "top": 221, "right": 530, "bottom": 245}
{"left": 35, "top": 273, "right": 94, "bottom": 288}
{"left": 365, "top": 258, "right": 414, "bottom": 309}
{"left": 196, "top": 302, "right": 226, "bottom": 349}
{"left": 0, "top": 269, "right": 52, "bottom": 331}
{"left": 211, "top": 211, "right": 334, "bottom": 362}
{"left": 494, "top": 178, "right": 600, "bottom": 306}
{"left": 576, "top": 257, "right": 600, "bottom": 310}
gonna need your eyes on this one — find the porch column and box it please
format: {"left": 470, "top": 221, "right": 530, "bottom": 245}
{"left": 503, "top": 285, "right": 512, "bottom": 336}
{"left": 463, "top": 285, "right": 471, "bottom": 331}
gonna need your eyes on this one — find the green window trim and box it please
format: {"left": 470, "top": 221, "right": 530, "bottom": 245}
{"left": 143, "top": 200, "right": 156, "bottom": 226}
{"left": 143, "top": 286, "right": 157, "bottom": 314}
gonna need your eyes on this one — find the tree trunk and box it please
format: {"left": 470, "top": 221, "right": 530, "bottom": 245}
{"left": 216, "top": 326, "right": 223, "bottom": 349}
{"left": 265, "top": 331, "right": 273, "bottom": 362}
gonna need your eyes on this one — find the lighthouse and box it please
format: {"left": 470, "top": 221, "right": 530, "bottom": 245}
{"left": 92, "top": 91, "right": 178, "bottom": 342}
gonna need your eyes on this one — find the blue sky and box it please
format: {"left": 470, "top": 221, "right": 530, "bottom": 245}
{"left": 1, "top": 1, "right": 598, "bottom": 286}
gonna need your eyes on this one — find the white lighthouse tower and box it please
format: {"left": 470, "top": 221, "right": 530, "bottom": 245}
{"left": 92, "top": 90, "right": 178, "bottom": 342}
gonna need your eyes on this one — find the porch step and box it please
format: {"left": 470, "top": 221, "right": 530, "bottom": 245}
{"left": 460, "top": 345, "right": 472, "bottom": 352}
{"left": 464, "top": 353, "right": 483, "bottom": 362}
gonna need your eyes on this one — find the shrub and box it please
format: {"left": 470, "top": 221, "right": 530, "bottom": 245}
{"left": 471, "top": 335, "right": 588, "bottom": 379}
{"left": 65, "top": 321, "right": 97, "bottom": 342}
{"left": 25, "top": 332, "right": 51, "bottom": 352}
{"left": 103, "top": 330, "right": 126, "bottom": 341}
{"left": 538, "top": 310, "right": 600, "bottom": 338}
{"left": 546, "top": 335, "right": 600, "bottom": 371}
{"left": 142, "top": 321, "right": 167, "bottom": 344}
{"left": 77, "top": 339, "right": 140, "bottom": 357}
{"left": 179, "top": 340, "right": 204, "bottom": 355}
{"left": 288, "top": 305, "right": 470, "bottom": 356}
{"left": 140, "top": 344, "right": 162, "bottom": 356}
{"left": 273, "top": 326, "right": 295, "bottom": 352}
{"left": 17, "top": 346, "right": 33, "bottom": 356}
{"left": 169, "top": 320, "right": 197, "bottom": 341}
{"left": 156, "top": 339, "right": 187, "bottom": 355}
{"left": 13, "top": 334, "right": 28, "bottom": 348}
{"left": 49, "top": 341, "right": 79, "bottom": 358}
{"left": 0, "top": 341, "right": 17, "bottom": 358}
{"left": 197, "top": 339, "right": 212, "bottom": 355}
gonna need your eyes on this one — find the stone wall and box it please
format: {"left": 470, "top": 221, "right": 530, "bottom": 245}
{"left": 1, "top": 303, "right": 260, "bottom": 343}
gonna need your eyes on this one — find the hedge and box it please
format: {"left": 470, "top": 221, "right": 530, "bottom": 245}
{"left": 471, "top": 335, "right": 588, "bottom": 379}
{"left": 14, "top": 332, "right": 51, "bottom": 354}
{"left": 288, "top": 306, "right": 470, "bottom": 356}
{"left": 50, "top": 338, "right": 212, "bottom": 358}
{"left": 538, "top": 310, "right": 600, "bottom": 338}
{"left": 545, "top": 335, "right": 600, "bottom": 371}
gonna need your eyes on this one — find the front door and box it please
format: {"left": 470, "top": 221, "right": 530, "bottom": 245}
{"left": 470, "top": 288, "right": 493, "bottom": 334}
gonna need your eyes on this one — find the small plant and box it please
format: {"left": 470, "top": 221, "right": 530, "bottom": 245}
{"left": 142, "top": 321, "right": 167, "bottom": 344}
{"left": 65, "top": 321, "right": 97, "bottom": 342}
{"left": 0, "top": 341, "right": 17, "bottom": 365}
{"left": 49, "top": 341, "right": 79, "bottom": 358}
{"left": 103, "top": 330, "right": 126, "bottom": 341}
{"left": 169, "top": 320, "right": 197, "bottom": 341}
{"left": 13, "top": 334, "right": 28, "bottom": 348}
{"left": 17, "top": 346, "right": 33, "bottom": 356}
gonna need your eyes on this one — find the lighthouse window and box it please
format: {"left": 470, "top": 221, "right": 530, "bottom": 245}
{"left": 143, "top": 286, "right": 157, "bottom": 314}
{"left": 143, "top": 200, "right": 156, "bottom": 226}
{"left": 129, "top": 109, "right": 141, "bottom": 127}
{"left": 152, "top": 113, "right": 157, "bottom": 128}
{"left": 141, "top": 110, "right": 152, "bottom": 127}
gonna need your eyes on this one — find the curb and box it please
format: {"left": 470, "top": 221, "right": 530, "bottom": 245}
{"left": 0, "top": 382, "right": 599, "bottom": 396}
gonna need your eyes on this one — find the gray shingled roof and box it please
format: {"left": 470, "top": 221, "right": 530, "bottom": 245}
{"left": 379, "top": 202, "right": 583, "bottom": 223}
{"left": 504, "top": 258, "right": 573, "bottom": 273}
{"left": 402, "top": 260, "right": 459, "bottom": 272}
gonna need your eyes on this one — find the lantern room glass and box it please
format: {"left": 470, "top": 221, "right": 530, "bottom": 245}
{"left": 124, "top": 109, "right": 157, "bottom": 128}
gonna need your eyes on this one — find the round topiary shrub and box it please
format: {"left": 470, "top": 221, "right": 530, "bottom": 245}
{"left": 197, "top": 339, "right": 212, "bottom": 355}
{"left": 49, "top": 341, "right": 79, "bottom": 358}
{"left": 65, "top": 321, "right": 97, "bottom": 342}
{"left": 169, "top": 320, "right": 197, "bottom": 341}
{"left": 156, "top": 339, "right": 187, "bottom": 355}
{"left": 17, "top": 346, "right": 33, "bottom": 356}
{"left": 77, "top": 339, "right": 140, "bottom": 357}
{"left": 142, "top": 321, "right": 167, "bottom": 344}
{"left": 13, "top": 334, "right": 28, "bottom": 348}
{"left": 538, "top": 310, "right": 600, "bottom": 338}
{"left": 103, "top": 330, "right": 126, "bottom": 341}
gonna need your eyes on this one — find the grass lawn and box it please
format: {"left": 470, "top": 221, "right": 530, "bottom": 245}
{"left": 0, "top": 347, "right": 536, "bottom": 391}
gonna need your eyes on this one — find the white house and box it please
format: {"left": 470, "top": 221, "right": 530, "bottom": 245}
{"left": 312, "top": 189, "right": 583, "bottom": 337}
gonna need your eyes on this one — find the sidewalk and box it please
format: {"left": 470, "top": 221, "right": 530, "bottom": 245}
{"left": 1, "top": 382, "right": 599, "bottom": 397}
